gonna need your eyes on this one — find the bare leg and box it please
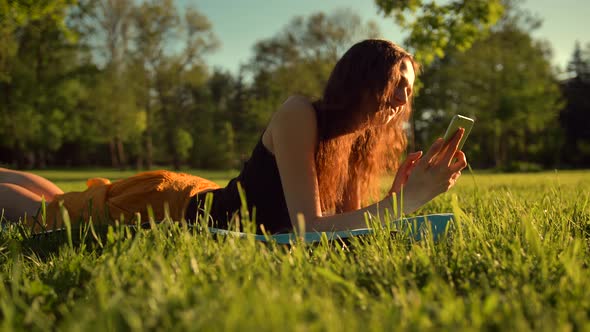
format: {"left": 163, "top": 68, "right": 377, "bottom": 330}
{"left": 0, "top": 183, "right": 42, "bottom": 222}
{"left": 0, "top": 168, "right": 63, "bottom": 201}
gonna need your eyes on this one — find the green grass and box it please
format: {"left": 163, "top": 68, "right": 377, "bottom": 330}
{"left": 1, "top": 169, "right": 589, "bottom": 331}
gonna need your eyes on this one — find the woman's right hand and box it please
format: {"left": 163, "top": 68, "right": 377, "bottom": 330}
{"left": 399, "top": 128, "right": 468, "bottom": 212}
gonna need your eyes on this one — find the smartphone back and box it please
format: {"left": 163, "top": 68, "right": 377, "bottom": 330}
{"left": 443, "top": 115, "right": 474, "bottom": 150}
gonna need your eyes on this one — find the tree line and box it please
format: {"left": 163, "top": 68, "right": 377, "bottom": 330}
{"left": 1, "top": 0, "right": 588, "bottom": 171}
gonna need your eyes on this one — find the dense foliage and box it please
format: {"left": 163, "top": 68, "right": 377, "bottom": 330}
{"left": 0, "top": 0, "right": 588, "bottom": 170}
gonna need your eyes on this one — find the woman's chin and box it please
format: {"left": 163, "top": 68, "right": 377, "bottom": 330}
{"left": 372, "top": 114, "right": 395, "bottom": 127}
{"left": 384, "top": 114, "right": 395, "bottom": 125}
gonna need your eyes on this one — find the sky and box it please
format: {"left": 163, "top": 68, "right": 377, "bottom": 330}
{"left": 178, "top": 0, "right": 589, "bottom": 75}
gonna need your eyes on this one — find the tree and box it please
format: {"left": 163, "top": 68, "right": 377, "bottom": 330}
{"left": 566, "top": 42, "right": 590, "bottom": 81}
{"left": 187, "top": 69, "right": 243, "bottom": 169}
{"left": 82, "top": 0, "right": 141, "bottom": 168}
{"left": 131, "top": 0, "right": 218, "bottom": 169}
{"left": 249, "top": 9, "right": 380, "bottom": 97}
{"left": 560, "top": 42, "right": 590, "bottom": 167}
{"left": 414, "top": 23, "right": 562, "bottom": 169}
{"left": 130, "top": 0, "right": 178, "bottom": 169}
{"left": 91, "top": 65, "right": 143, "bottom": 168}
{"left": 242, "top": 9, "right": 381, "bottom": 154}
{"left": 0, "top": 0, "right": 88, "bottom": 168}
{"left": 374, "top": 0, "right": 504, "bottom": 66}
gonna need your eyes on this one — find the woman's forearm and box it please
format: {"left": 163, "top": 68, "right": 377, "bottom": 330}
{"left": 303, "top": 192, "right": 417, "bottom": 233}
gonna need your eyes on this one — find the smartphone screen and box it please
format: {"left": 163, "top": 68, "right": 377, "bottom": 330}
{"left": 442, "top": 115, "right": 474, "bottom": 150}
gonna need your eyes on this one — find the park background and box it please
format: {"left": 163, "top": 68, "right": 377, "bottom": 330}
{"left": 1, "top": 0, "right": 589, "bottom": 173}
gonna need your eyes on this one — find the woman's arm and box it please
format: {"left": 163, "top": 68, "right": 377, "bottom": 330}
{"left": 267, "top": 97, "right": 466, "bottom": 233}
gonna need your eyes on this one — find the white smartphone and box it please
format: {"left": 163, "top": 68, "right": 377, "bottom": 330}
{"left": 442, "top": 115, "right": 474, "bottom": 151}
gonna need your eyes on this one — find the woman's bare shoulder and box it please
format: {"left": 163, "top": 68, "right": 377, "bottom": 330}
{"left": 264, "top": 96, "right": 317, "bottom": 153}
{"left": 279, "top": 95, "right": 315, "bottom": 116}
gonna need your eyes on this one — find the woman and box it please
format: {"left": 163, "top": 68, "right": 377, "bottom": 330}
{"left": 0, "top": 39, "right": 466, "bottom": 234}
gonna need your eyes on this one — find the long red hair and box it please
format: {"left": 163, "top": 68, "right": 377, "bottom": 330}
{"left": 312, "top": 39, "right": 419, "bottom": 213}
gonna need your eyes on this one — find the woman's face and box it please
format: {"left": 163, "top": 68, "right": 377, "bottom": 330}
{"left": 374, "top": 58, "right": 416, "bottom": 126}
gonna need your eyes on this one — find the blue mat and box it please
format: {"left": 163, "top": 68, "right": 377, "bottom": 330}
{"left": 209, "top": 213, "right": 454, "bottom": 244}
{"left": 13, "top": 213, "right": 454, "bottom": 244}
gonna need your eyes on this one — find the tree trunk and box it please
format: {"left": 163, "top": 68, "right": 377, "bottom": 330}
{"left": 109, "top": 138, "right": 119, "bottom": 168}
{"left": 136, "top": 155, "right": 143, "bottom": 171}
{"left": 170, "top": 131, "right": 181, "bottom": 171}
{"left": 25, "top": 151, "right": 35, "bottom": 170}
{"left": 36, "top": 149, "right": 47, "bottom": 169}
{"left": 500, "top": 135, "right": 507, "bottom": 169}
{"left": 144, "top": 100, "right": 153, "bottom": 170}
{"left": 172, "top": 153, "right": 181, "bottom": 170}
{"left": 493, "top": 123, "right": 503, "bottom": 169}
{"left": 16, "top": 151, "right": 26, "bottom": 169}
{"left": 144, "top": 131, "right": 152, "bottom": 170}
{"left": 116, "top": 136, "right": 127, "bottom": 170}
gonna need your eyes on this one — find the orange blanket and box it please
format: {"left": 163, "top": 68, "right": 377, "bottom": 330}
{"left": 28, "top": 170, "right": 220, "bottom": 232}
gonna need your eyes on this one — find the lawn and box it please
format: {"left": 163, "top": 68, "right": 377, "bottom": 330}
{"left": 1, "top": 169, "right": 589, "bottom": 331}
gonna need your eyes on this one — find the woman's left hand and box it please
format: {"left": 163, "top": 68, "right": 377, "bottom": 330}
{"left": 389, "top": 151, "right": 423, "bottom": 195}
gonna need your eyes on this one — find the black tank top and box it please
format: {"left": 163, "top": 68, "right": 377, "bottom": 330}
{"left": 187, "top": 135, "right": 292, "bottom": 234}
